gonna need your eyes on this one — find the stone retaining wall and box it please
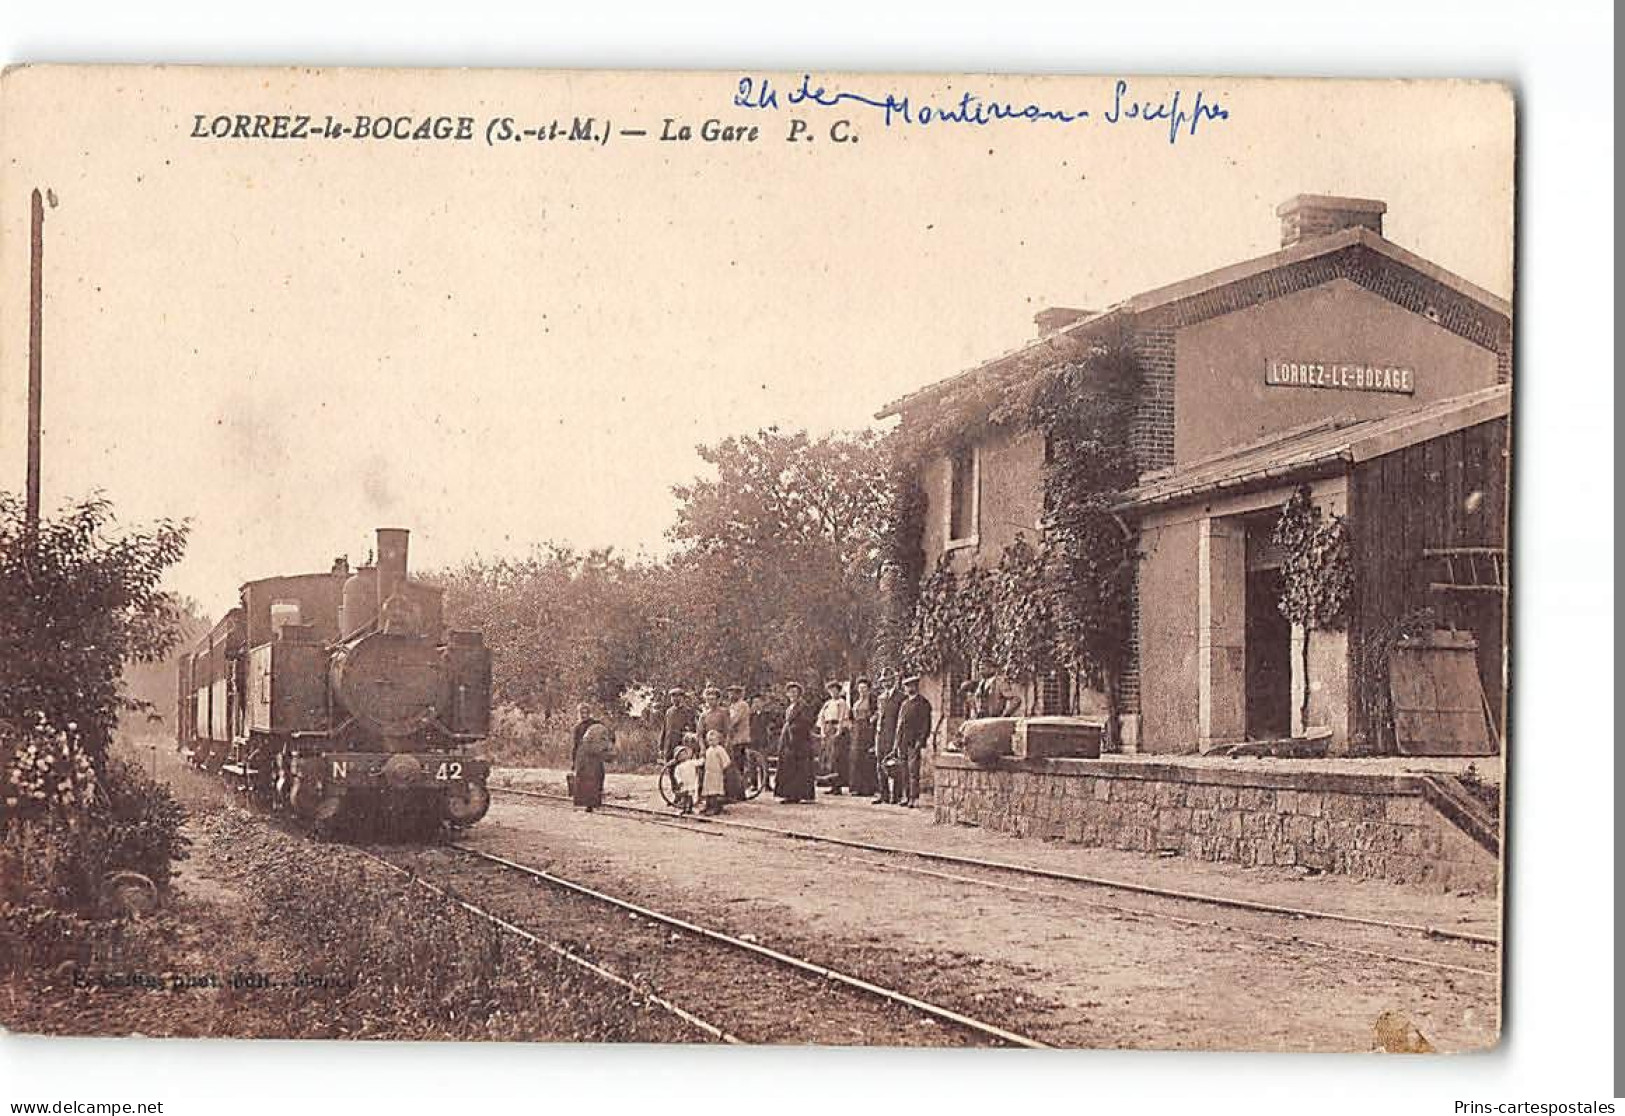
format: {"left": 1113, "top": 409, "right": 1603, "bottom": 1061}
{"left": 933, "top": 755, "right": 1497, "bottom": 894}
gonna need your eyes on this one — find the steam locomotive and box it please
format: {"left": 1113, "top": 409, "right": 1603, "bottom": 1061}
{"left": 176, "top": 527, "right": 493, "bottom": 832}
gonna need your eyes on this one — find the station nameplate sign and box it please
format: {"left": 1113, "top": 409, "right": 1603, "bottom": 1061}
{"left": 1265, "top": 359, "right": 1415, "bottom": 395}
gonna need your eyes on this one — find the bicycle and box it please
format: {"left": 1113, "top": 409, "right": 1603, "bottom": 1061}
{"left": 658, "top": 742, "right": 769, "bottom": 808}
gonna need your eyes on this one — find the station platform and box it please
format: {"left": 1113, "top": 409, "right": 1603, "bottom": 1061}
{"left": 487, "top": 763, "right": 1499, "bottom": 932}
{"left": 1056, "top": 750, "right": 1501, "bottom": 786}
{"left": 932, "top": 748, "right": 1501, "bottom": 894}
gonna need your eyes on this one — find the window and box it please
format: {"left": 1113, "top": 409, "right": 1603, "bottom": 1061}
{"left": 946, "top": 660, "right": 970, "bottom": 719}
{"left": 270, "top": 599, "right": 302, "bottom": 638}
{"left": 1037, "top": 666, "right": 1073, "bottom": 716}
{"left": 948, "top": 445, "right": 979, "bottom": 543}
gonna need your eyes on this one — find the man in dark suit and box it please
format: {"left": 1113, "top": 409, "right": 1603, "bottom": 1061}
{"left": 872, "top": 673, "right": 904, "bottom": 804}
{"left": 896, "top": 674, "right": 933, "bottom": 808}
{"left": 661, "top": 688, "right": 693, "bottom": 761}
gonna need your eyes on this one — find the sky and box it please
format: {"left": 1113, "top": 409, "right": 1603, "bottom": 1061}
{"left": 0, "top": 69, "right": 1514, "bottom": 618}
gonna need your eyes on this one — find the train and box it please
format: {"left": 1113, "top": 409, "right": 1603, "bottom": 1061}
{"left": 176, "top": 527, "right": 494, "bottom": 833}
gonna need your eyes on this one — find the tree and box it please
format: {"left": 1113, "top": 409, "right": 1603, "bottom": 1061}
{"left": 0, "top": 492, "right": 190, "bottom": 768}
{"left": 1273, "top": 486, "right": 1354, "bottom": 735}
{"left": 118, "top": 594, "right": 212, "bottom": 735}
{"left": 434, "top": 545, "right": 658, "bottom": 714}
{"left": 668, "top": 428, "right": 890, "bottom": 684}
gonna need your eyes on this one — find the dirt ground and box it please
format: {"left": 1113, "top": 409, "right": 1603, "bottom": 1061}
{"left": 479, "top": 766, "right": 1502, "bottom": 1052}
{"left": 19, "top": 741, "right": 1498, "bottom": 1049}
{"left": 496, "top": 766, "right": 1501, "bottom": 931}
{"left": 4, "top": 742, "right": 699, "bottom": 1043}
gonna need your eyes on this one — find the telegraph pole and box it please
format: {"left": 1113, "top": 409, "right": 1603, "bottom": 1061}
{"left": 24, "top": 187, "right": 44, "bottom": 535}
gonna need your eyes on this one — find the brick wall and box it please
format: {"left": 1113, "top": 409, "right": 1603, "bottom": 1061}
{"left": 1135, "top": 244, "right": 1511, "bottom": 367}
{"left": 934, "top": 755, "right": 1497, "bottom": 894}
{"left": 1121, "top": 326, "right": 1177, "bottom": 721}
{"left": 1118, "top": 559, "right": 1142, "bottom": 718}
{"left": 1128, "top": 327, "right": 1176, "bottom": 473}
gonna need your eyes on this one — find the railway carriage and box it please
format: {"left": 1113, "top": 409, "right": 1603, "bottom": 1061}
{"left": 177, "top": 527, "right": 493, "bottom": 832}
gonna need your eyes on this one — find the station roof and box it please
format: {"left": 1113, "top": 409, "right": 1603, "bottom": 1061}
{"left": 875, "top": 227, "right": 1512, "bottom": 421}
{"left": 1117, "top": 385, "right": 1511, "bottom": 512}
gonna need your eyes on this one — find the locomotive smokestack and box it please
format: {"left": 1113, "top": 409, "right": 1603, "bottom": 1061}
{"left": 376, "top": 527, "right": 410, "bottom": 607}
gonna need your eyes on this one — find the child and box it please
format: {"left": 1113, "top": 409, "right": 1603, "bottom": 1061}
{"left": 700, "top": 728, "right": 733, "bottom": 816}
{"left": 672, "top": 749, "right": 702, "bottom": 816}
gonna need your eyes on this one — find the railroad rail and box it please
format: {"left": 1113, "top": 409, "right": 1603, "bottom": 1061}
{"left": 444, "top": 842, "right": 1050, "bottom": 1048}
{"left": 492, "top": 784, "right": 1499, "bottom": 978}
{"left": 349, "top": 845, "right": 742, "bottom": 1043}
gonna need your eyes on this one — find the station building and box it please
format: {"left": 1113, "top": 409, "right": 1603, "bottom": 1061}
{"left": 879, "top": 195, "right": 1510, "bottom": 888}
{"left": 881, "top": 195, "right": 1511, "bottom": 762}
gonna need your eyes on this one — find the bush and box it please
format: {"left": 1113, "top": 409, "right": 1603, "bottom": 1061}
{"left": 0, "top": 814, "right": 100, "bottom": 912}
{"left": 95, "top": 757, "right": 189, "bottom": 889}
{"left": 0, "top": 493, "right": 189, "bottom": 766}
{"left": 0, "top": 754, "right": 188, "bottom": 919}
{"left": 478, "top": 706, "right": 662, "bottom": 772}
{"left": 1, "top": 716, "right": 99, "bottom": 820}
{"left": 0, "top": 896, "right": 152, "bottom": 979}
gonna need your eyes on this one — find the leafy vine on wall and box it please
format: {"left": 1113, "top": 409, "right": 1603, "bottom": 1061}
{"left": 885, "top": 329, "right": 1142, "bottom": 743}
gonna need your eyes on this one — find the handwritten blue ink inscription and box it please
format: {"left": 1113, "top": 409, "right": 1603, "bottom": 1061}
{"left": 734, "top": 76, "right": 1229, "bottom": 145}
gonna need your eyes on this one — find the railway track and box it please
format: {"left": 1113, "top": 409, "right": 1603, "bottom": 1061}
{"left": 352, "top": 846, "right": 741, "bottom": 1043}
{"left": 491, "top": 784, "right": 1500, "bottom": 980}
{"left": 360, "top": 841, "right": 1049, "bottom": 1047}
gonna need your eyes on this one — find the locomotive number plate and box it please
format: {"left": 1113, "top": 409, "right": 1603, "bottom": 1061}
{"left": 434, "top": 761, "right": 465, "bottom": 782}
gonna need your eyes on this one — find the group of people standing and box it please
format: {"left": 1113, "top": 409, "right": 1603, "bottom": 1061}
{"left": 659, "top": 684, "right": 769, "bottom": 803}
{"left": 571, "top": 672, "right": 936, "bottom": 815}
{"left": 774, "top": 673, "right": 933, "bottom": 808}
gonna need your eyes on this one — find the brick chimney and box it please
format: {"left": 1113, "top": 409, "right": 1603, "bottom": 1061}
{"left": 1276, "top": 194, "right": 1385, "bottom": 248}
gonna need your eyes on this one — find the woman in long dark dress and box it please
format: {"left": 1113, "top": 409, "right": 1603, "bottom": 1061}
{"left": 773, "top": 682, "right": 817, "bottom": 803}
{"left": 848, "top": 677, "right": 878, "bottom": 797}
{"left": 568, "top": 702, "right": 602, "bottom": 804}
{"left": 572, "top": 723, "right": 610, "bottom": 810}
{"left": 570, "top": 703, "right": 602, "bottom": 759}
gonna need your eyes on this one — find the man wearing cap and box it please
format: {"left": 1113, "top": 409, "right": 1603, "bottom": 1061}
{"left": 774, "top": 681, "right": 817, "bottom": 803}
{"left": 726, "top": 684, "right": 753, "bottom": 801}
{"left": 816, "top": 679, "right": 853, "bottom": 795}
{"left": 661, "top": 688, "right": 693, "bottom": 762}
{"left": 872, "top": 673, "right": 904, "bottom": 805}
{"left": 896, "top": 674, "right": 933, "bottom": 808}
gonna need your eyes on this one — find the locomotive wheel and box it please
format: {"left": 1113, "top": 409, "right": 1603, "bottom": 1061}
{"left": 312, "top": 788, "right": 345, "bottom": 825}
{"left": 307, "top": 787, "right": 347, "bottom": 841}
{"left": 442, "top": 780, "right": 491, "bottom": 828}
{"left": 288, "top": 771, "right": 324, "bottom": 817}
